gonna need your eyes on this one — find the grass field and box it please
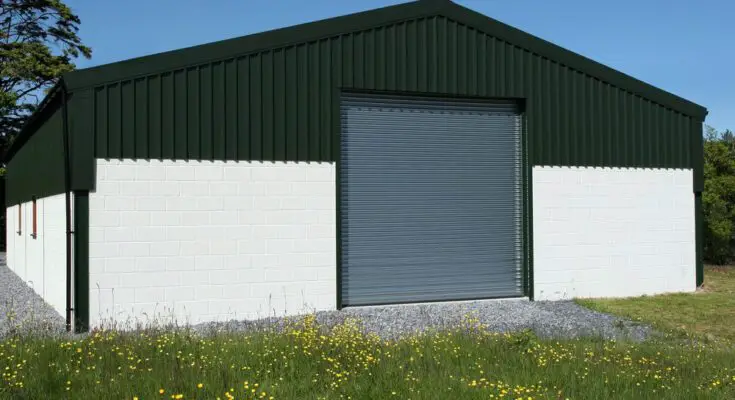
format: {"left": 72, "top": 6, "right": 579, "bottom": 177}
{"left": 1, "top": 268, "right": 734, "bottom": 399}
{"left": 577, "top": 266, "right": 735, "bottom": 343}
{"left": 0, "top": 313, "right": 734, "bottom": 399}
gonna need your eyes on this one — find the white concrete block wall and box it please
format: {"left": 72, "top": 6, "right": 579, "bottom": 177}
{"left": 89, "top": 159, "right": 336, "bottom": 327}
{"left": 532, "top": 166, "right": 696, "bottom": 300}
{"left": 5, "top": 194, "right": 68, "bottom": 316}
{"left": 5, "top": 204, "right": 21, "bottom": 280}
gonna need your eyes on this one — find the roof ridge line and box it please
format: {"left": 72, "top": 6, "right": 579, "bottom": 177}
{"left": 55, "top": 0, "right": 705, "bottom": 119}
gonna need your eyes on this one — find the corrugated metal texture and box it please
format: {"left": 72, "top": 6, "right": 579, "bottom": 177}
{"left": 91, "top": 46, "right": 334, "bottom": 162}
{"left": 5, "top": 95, "right": 66, "bottom": 206}
{"left": 340, "top": 93, "right": 523, "bottom": 305}
{"left": 88, "top": 16, "right": 698, "bottom": 171}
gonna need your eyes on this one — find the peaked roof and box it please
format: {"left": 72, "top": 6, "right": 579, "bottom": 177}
{"left": 61, "top": 0, "right": 706, "bottom": 119}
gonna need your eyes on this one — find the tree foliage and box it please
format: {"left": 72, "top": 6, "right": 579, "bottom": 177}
{"left": 0, "top": 0, "right": 91, "bottom": 147}
{"left": 703, "top": 125, "right": 735, "bottom": 264}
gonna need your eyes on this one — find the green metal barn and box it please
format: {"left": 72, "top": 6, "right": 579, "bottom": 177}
{"left": 4, "top": 0, "right": 707, "bottom": 332}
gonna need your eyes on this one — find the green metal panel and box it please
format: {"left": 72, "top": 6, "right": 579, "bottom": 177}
{"left": 296, "top": 45, "right": 309, "bottom": 161}
{"left": 94, "top": 86, "right": 107, "bottom": 158}
{"left": 320, "top": 41, "right": 332, "bottom": 162}
{"left": 308, "top": 43, "right": 320, "bottom": 160}
{"left": 121, "top": 81, "right": 135, "bottom": 157}
{"left": 213, "top": 61, "right": 227, "bottom": 161}
{"left": 692, "top": 119, "right": 704, "bottom": 287}
{"left": 250, "top": 54, "right": 263, "bottom": 161}
{"left": 161, "top": 73, "right": 175, "bottom": 159}
{"left": 190, "top": 67, "right": 202, "bottom": 160}
{"left": 695, "top": 192, "right": 704, "bottom": 287}
{"left": 5, "top": 95, "right": 66, "bottom": 206}
{"left": 73, "top": 191, "right": 89, "bottom": 333}
{"left": 692, "top": 120, "right": 705, "bottom": 192}
{"left": 108, "top": 83, "right": 122, "bottom": 158}
{"left": 135, "top": 79, "right": 148, "bottom": 158}
{"left": 225, "top": 60, "right": 238, "bottom": 160}
{"left": 284, "top": 48, "right": 297, "bottom": 160}
{"left": 237, "top": 57, "right": 250, "bottom": 159}
{"left": 174, "top": 70, "right": 187, "bottom": 159}
{"left": 520, "top": 106, "right": 533, "bottom": 299}
{"left": 69, "top": 89, "right": 95, "bottom": 192}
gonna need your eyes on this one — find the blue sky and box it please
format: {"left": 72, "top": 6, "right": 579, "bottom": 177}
{"left": 66, "top": 0, "right": 733, "bottom": 131}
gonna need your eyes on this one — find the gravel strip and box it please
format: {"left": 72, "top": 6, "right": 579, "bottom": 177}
{"left": 0, "top": 253, "right": 654, "bottom": 341}
{"left": 193, "top": 299, "right": 655, "bottom": 342}
{"left": 0, "top": 256, "right": 67, "bottom": 339}
{"left": 315, "top": 299, "right": 655, "bottom": 341}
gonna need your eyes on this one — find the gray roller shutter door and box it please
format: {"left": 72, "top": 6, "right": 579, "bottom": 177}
{"left": 340, "top": 93, "right": 523, "bottom": 306}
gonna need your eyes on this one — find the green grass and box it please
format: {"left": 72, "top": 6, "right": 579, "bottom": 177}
{"left": 0, "top": 315, "right": 734, "bottom": 399}
{"left": 576, "top": 266, "right": 735, "bottom": 343}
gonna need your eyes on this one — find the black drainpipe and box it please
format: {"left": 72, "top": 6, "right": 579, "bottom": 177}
{"left": 60, "top": 82, "right": 74, "bottom": 332}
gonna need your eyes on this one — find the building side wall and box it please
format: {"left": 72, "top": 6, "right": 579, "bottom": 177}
{"left": 5, "top": 194, "right": 68, "bottom": 316}
{"left": 88, "top": 159, "right": 336, "bottom": 328}
{"left": 532, "top": 166, "right": 696, "bottom": 300}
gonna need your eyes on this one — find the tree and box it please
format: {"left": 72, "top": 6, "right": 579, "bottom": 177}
{"left": 703, "top": 125, "right": 735, "bottom": 264}
{"left": 1, "top": 0, "right": 91, "bottom": 149}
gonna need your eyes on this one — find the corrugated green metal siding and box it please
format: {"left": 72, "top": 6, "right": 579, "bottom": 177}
{"left": 6, "top": 96, "right": 66, "bottom": 206}
{"left": 87, "top": 16, "right": 697, "bottom": 172}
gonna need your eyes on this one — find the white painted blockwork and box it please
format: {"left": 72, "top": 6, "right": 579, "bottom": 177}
{"left": 89, "top": 159, "right": 336, "bottom": 327}
{"left": 532, "top": 166, "right": 696, "bottom": 300}
{"left": 5, "top": 194, "right": 68, "bottom": 316}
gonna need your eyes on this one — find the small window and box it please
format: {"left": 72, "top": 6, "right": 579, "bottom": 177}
{"left": 17, "top": 204, "right": 21, "bottom": 236}
{"left": 31, "top": 197, "right": 37, "bottom": 239}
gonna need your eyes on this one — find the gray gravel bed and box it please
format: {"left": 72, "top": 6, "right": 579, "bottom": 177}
{"left": 0, "top": 258, "right": 67, "bottom": 339}
{"left": 193, "top": 299, "right": 655, "bottom": 342}
{"left": 317, "top": 299, "right": 655, "bottom": 341}
{"left": 0, "top": 252, "right": 654, "bottom": 341}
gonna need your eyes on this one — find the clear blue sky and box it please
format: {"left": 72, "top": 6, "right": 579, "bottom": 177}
{"left": 66, "top": 0, "right": 733, "bottom": 131}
